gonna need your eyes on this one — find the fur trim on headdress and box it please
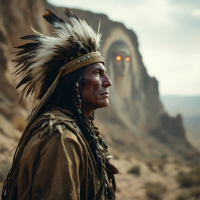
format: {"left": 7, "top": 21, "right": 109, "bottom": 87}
{"left": 13, "top": 8, "right": 102, "bottom": 102}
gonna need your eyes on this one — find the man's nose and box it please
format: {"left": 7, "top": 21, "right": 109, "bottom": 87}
{"left": 103, "top": 74, "right": 112, "bottom": 88}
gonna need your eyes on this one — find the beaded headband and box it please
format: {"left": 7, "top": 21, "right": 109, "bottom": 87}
{"left": 61, "top": 51, "right": 105, "bottom": 77}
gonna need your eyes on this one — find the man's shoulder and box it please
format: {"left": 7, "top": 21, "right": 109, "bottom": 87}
{"left": 42, "top": 107, "right": 76, "bottom": 123}
{"left": 24, "top": 108, "right": 84, "bottom": 154}
{"left": 30, "top": 107, "right": 80, "bottom": 141}
{"left": 20, "top": 108, "right": 85, "bottom": 174}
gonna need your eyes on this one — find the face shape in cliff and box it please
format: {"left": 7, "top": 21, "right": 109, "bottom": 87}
{"left": 106, "top": 40, "right": 133, "bottom": 100}
{"left": 97, "top": 35, "right": 141, "bottom": 131}
{"left": 96, "top": 27, "right": 147, "bottom": 132}
{"left": 108, "top": 41, "right": 131, "bottom": 77}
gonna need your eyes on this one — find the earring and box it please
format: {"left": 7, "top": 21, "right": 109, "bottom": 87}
{"left": 74, "top": 82, "right": 82, "bottom": 115}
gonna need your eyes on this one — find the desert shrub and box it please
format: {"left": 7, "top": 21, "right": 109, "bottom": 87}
{"left": 190, "top": 186, "right": 200, "bottom": 199}
{"left": 146, "top": 161, "right": 156, "bottom": 172}
{"left": 157, "top": 162, "right": 165, "bottom": 172}
{"left": 160, "top": 154, "right": 167, "bottom": 160}
{"left": 127, "top": 165, "right": 141, "bottom": 176}
{"left": 125, "top": 156, "right": 131, "bottom": 161}
{"left": 146, "top": 159, "right": 166, "bottom": 172}
{"left": 145, "top": 181, "right": 167, "bottom": 200}
{"left": 177, "top": 167, "right": 200, "bottom": 188}
{"left": 13, "top": 115, "right": 26, "bottom": 132}
{"left": 176, "top": 191, "right": 189, "bottom": 200}
{"left": 177, "top": 172, "right": 196, "bottom": 188}
{"left": 113, "top": 155, "right": 119, "bottom": 159}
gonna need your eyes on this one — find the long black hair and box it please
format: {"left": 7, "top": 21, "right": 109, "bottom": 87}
{"left": 44, "top": 66, "right": 101, "bottom": 166}
{"left": 43, "top": 66, "right": 116, "bottom": 199}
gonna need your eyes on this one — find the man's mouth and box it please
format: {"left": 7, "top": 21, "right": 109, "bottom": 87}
{"left": 100, "top": 92, "right": 109, "bottom": 96}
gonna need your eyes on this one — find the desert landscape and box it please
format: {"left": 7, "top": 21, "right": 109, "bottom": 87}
{"left": 0, "top": 0, "right": 199, "bottom": 199}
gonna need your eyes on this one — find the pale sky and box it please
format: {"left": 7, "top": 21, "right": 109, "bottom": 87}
{"left": 47, "top": 0, "right": 200, "bottom": 96}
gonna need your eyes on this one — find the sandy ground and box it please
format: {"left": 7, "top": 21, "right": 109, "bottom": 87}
{"left": 110, "top": 154, "right": 197, "bottom": 200}
{"left": 0, "top": 156, "right": 198, "bottom": 200}
{"left": 0, "top": 117, "right": 199, "bottom": 200}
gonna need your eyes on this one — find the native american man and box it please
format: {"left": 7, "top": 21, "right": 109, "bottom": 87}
{"left": 1, "top": 8, "right": 117, "bottom": 200}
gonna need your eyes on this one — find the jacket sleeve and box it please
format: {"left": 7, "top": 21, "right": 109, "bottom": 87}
{"left": 16, "top": 125, "right": 85, "bottom": 200}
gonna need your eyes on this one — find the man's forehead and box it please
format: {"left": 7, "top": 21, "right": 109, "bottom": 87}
{"left": 87, "top": 62, "right": 106, "bottom": 71}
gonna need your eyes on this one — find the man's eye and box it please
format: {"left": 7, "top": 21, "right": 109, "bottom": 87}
{"left": 95, "top": 71, "right": 100, "bottom": 74}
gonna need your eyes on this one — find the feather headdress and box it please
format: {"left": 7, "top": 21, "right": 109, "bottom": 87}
{"left": 13, "top": 8, "right": 104, "bottom": 126}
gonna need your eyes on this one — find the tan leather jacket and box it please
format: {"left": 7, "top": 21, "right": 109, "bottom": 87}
{"left": 8, "top": 108, "right": 117, "bottom": 200}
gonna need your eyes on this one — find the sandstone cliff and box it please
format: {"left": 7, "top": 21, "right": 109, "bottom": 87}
{"left": 0, "top": 0, "right": 50, "bottom": 182}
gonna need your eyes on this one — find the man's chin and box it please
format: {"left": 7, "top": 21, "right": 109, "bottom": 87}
{"left": 97, "top": 100, "right": 109, "bottom": 109}
{"left": 101, "top": 100, "right": 109, "bottom": 108}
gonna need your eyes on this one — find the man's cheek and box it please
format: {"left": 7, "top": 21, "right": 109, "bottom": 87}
{"left": 83, "top": 93, "right": 92, "bottom": 103}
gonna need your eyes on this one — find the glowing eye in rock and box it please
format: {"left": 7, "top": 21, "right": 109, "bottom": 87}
{"left": 116, "top": 55, "right": 122, "bottom": 61}
{"left": 126, "top": 57, "right": 130, "bottom": 62}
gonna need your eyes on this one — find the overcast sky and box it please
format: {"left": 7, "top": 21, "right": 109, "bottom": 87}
{"left": 47, "top": 0, "right": 200, "bottom": 96}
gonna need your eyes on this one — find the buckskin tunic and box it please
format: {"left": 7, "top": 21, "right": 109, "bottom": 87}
{"left": 8, "top": 108, "right": 117, "bottom": 200}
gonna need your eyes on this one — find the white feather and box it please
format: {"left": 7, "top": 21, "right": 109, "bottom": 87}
{"left": 15, "top": 9, "right": 102, "bottom": 101}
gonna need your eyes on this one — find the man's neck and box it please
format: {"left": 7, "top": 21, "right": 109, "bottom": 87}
{"left": 84, "top": 110, "right": 93, "bottom": 118}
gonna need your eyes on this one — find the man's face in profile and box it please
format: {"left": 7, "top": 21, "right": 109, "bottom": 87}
{"left": 81, "top": 63, "right": 112, "bottom": 112}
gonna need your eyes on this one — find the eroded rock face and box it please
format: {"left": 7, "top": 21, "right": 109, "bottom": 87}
{"left": 0, "top": 0, "right": 50, "bottom": 118}
{"left": 0, "top": 0, "right": 51, "bottom": 181}
{"left": 0, "top": 0, "right": 199, "bottom": 169}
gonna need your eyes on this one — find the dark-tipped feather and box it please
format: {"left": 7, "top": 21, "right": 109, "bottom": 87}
{"left": 16, "top": 43, "right": 41, "bottom": 50}
{"left": 12, "top": 7, "right": 101, "bottom": 102}
{"left": 20, "top": 35, "right": 42, "bottom": 41}
{"left": 16, "top": 74, "right": 31, "bottom": 89}
{"left": 64, "top": 7, "right": 80, "bottom": 22}
{"left": 43, "top": 9, "right": 66, "bottom": 28}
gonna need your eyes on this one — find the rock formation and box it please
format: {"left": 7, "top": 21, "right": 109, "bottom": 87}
{"left": 0, "top": 0, "right": 50, "bottom": 182}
